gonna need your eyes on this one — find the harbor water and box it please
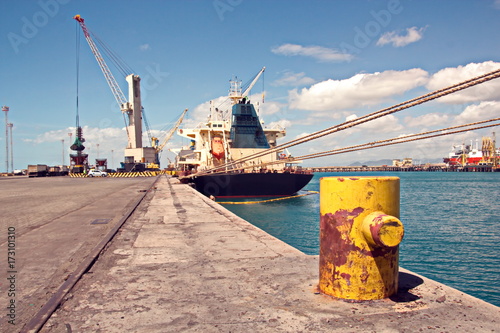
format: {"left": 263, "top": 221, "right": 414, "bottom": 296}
{"left": 221, "top": 172, "right": 500, "bottom": 307}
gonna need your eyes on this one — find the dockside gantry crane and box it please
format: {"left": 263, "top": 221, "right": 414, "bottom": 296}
{"left": 74, "top": 14, "right": 156, "bottom": 171}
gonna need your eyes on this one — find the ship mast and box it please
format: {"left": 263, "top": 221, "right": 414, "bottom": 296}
{"left": 228, "top": 77, "right": 243, "bottom": 105}
{"left": 229, "top": 67, "right": 266, "bottom": 105}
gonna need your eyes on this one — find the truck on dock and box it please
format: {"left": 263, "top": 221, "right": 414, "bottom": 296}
{"left": 13, "top": 169, "right": 27, "bottom": 175}
{"left": 47, "top": 166, "right": 60, "bottom": 176}
{"left": 60, "top": 165, "right": 69, "bottom": 176}
{"left": 28, "top": 164, "right": 48, "bottom": 177}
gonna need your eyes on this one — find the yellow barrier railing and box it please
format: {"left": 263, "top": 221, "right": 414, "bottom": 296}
{"left": 69, "top": 170, "right": 170, "bottom": 178}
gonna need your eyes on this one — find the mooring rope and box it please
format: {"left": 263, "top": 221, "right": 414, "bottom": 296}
{"left": 191, "top": 68, "right": 500, "bottom": 177}
{"left": 188, "top": 118, "right": 500, "bottom": 175}
{"left": 294, "top": 118, "right": 500, "bottom": 162}
{"left": 217, "top": 190, "right": 319, "bottom": 205}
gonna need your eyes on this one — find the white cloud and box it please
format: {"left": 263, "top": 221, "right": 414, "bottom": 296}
{"left": 24, "top": 126, "right": 126, "bottom": 145}
{"left": 377, "top": 26, "right": 426, "bottom": 47}
{"left": 258, "top": 100, "right": 294, "bottom": 129}
{"left": 453, "top": 101, "right": 500, "bottom": 125}
{"left": 294, "top": 132, "right": 311, "bottom": 140}
{"left": 426, "top": 61, "right": 500, "bottom": 104}
{"left": 289, "top": 113, "right": 335, "bottom": 127}
{"left": 22, "top": 125, "right": 179, "bottom": 168}
{"left": 289, "top": 68, "right": 429, "bottom": 112}
{"left": 405, "top": 113, "right": 450, "bottom": 128}
{"left": 346, "top": 114, "right": 358, "bottom": 122}
{"left": 181, "top": 95, "right": 229, "bottom": 129}
{"left": 139, "top": 44, "right": 150, "bottom": 51}
{"left": 257, "top": 100, "right": 283, "bottom": 116}
{"left": 23, "top": 125, "right": 175, "bottom": 152}
{"left": 24, "top": 126, "right": 128, "bottom": 165}
{"left": 272, "top": 71, "right": 316, "bottom": 87}
{"left": 351, "top": 114, "right": 404, "bottom": 132}
{"left": 267, "top": 119, "right": 292, "bottom": 130}
{"left": 271, "top": 43, "right": 353, "bottom": 62}
{"left": 302, "top": 112, "right": 404, "bottom": 155}
{"left": 183, "top": 93, "right": 287, "bottom": 129}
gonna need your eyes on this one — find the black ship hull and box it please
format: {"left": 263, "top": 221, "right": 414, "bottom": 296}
{"left": 191, "top": 172, "right": 314, "bottom": 197}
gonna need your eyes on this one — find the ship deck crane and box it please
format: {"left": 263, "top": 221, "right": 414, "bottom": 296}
{"left": 218, "top": 66, "right": 265, "bottom": 121}
{"left": 242, "top": 66, "right": 266, "bottom": 98}
{"left": 74, "top": 14, "right": 156, "bottom": 171}
{"left": 229, "top": 66, "right": 265, "bottom": 104}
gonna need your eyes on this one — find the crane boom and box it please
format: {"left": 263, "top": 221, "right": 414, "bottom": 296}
{"left": 150, "top": 108, "right": 188, "bottom": 167}
{"left": 74, "top": 15, "right": 129, "bottom": 112}
{"left": 242, "top": 66, "right": 265, "bottom": 97}
{"left": 157, "top": 109, "right": 189, "bottom": 152}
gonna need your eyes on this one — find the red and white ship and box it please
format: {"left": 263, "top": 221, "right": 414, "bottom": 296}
{"left": 443, "top": 137, "right": 500, "bottom": 166}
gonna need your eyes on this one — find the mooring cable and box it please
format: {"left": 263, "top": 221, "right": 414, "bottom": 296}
{"left": 191, "top": 68, "right": 500, "bottom": 176}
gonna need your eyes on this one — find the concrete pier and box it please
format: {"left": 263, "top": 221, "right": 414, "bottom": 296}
{"left": 2, "top": 176, "right": 498, "bottom": 332}
{"left": 41, "top": 176, "right": 500, "bottom": 332}
{"left": 0, "top": 176, "right": 156, "bottom": 332}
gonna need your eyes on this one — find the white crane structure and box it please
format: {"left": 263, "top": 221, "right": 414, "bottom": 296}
{"left": 74, "top": 15, "right": 155, "bottom": 170}
{"left": 151, "top": 108, "right": 189, "bottom": 167}
{"left": 228, "top": 66, "right": 265, "bottom": 104}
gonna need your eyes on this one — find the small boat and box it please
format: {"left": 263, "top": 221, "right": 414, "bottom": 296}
{"left": 174, "top": 67, "right": 313, "bottom": 197}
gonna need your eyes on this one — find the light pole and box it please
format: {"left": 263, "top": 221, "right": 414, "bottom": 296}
{"left": 87, "top": 145, "right": 91, "bottom": 168}
{"left": 8, "top": 122, "right": 13, "bottom": 171}
{"left": 2, "top": 106, "right": 9, "bottom": 173}
{"left": 62, "top": 139, "right": 65, "bottom": 166}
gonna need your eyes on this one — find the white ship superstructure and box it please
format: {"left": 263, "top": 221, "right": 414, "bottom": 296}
{"left": 175, "top": 69, "right": 291, "bottom": 173}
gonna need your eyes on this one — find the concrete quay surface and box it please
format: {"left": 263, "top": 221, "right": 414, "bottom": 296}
{"left": 30, "top": 175, "right": 498, "bottom": 333}
{"left": 0, "top": 176, "right": 157, "bottom": 332}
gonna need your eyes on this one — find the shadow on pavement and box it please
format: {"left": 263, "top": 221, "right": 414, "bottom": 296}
{"left": 390, "top": 271, "right": 424, "bottom": 303}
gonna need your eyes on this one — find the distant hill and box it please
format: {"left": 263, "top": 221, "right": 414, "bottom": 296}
{"left": 349, "top": 159, "right": 393, "bottom": 166}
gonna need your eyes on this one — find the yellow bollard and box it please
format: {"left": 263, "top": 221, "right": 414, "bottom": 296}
{"left": 319, "top": 176, "right": 404, "bottom": 301}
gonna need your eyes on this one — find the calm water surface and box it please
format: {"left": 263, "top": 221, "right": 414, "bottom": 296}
{"left": 221, "top": 172, "right": 500, "bottom": 307}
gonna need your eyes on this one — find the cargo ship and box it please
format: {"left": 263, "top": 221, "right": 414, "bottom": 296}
{"left": 443, "top": 144, "right": 481, "bottom": 166}
{"left": 443, "top": 137, "right": 500, "bottom": 166}
{"left": 174, "top": 68, "right": 313, "bottom": 197}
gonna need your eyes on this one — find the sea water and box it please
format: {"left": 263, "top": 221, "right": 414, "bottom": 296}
{"left": 221, "top": 172, "right": 500, "bottom": 307}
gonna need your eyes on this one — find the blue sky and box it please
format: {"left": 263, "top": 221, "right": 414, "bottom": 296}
{"left": 1, "top": 0, "right": 500, "bottom": 170}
